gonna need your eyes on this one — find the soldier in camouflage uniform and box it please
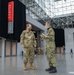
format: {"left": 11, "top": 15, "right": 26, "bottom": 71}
{"left": 20, "top": 24, "right": 36, "bottom": 71}
{"left": 40, "top": 22, "right": 57, "bottom": 73}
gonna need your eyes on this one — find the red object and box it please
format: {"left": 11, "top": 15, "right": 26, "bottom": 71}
{"left": 8, "top": 1, "right": 14, "bottom": 22}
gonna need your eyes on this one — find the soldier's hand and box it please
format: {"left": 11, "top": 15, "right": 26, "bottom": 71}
{"left": 22, "top": 45, "right": 24, "bottom": 48}
{"left": 45, "top": 36, "right": 48, "bottom": 39}
{"left": 40, "top": 35, "right": 42, "bottom": 37}
{"left": 40, "top": 34, "right": 43, "bottom": 37}
{"left": 34, "top": 45, "right": 36, "bottom": 47}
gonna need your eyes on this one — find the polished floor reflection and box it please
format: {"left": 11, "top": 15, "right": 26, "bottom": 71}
{"left": 0, "top": 54, "right": 74, "bottom": 75}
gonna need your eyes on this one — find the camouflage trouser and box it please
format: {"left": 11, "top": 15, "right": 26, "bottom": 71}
{"left": 46, "top": 47, "right": 56, "bottom": 67}
{"left": 23, "top": 47, "right": 34, "bottom": 64}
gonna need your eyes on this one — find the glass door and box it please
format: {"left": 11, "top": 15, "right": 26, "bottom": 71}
{"left": 11, "top": 41, "right": 17, "bottom": 56}
{"left": 5, "top": 40, "right": 11, "bottom": 56}
{"left": 5, "top": 40, "right": 17, "bottom": 57}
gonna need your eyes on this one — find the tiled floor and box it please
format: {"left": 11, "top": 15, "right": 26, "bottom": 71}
{"left": 0, "top": 54, "right": 74, "bottom": 75}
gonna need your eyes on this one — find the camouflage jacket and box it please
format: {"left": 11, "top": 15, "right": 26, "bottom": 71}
{"left": 20, "top": 30, "right": 36, "bottom": 48}
{"left": 41, "top": 28, "right": 55, "bottom": 48}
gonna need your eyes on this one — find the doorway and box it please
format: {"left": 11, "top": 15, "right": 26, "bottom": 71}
{"left": 5, "top": 40, "right": 17, "bottom": 57}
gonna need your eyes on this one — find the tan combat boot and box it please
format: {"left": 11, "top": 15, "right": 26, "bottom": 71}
{"left": 24, "top": 63, "right": 27, "bottom": 71}
{"left": 30, "top": 63, "right": 35, "bottom": 70}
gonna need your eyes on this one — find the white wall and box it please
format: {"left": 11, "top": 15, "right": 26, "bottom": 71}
{"left": 65, "top": 28, "right": 74, "bottom": 53}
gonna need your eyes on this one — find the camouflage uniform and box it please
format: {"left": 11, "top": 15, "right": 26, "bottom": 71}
{"left": 20, "top": 30, "right": 36, "bottom": 64}
{"left": 41, "top": 28, "right": 56, "bottom": 67}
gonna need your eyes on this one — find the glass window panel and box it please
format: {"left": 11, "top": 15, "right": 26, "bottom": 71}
{"left": 57, "top": 14, "right": 60, "bottom": 16}
{"left": 36, "top": 0, "right": 74, "bottom": 17}
{"left": 58, "top": 8, "right": 62, "bottom": 11}
{"left": 35, "top": 0, "right": 38, "bottom": 3}
{"left": 26, "top": 9, "right": 28, "bottom": 12}
{"left": 42, "top": 0, "right": 45, "bottom": 2}
{"left": 62, "top": 3, "right": 67, "bottom": 7}
{"left": 71, "top": 2, "right": 74, "bottom": 6}
{"left": 55, "top": 13, "right": 58, "bottom": 16}
{"left": 66, "top": 2, "right": 71, "bottom": 6}
{"left": 62, "top": 7, "right": 67, "bottom": 11}
{"left": 54, "top": 9, "right": 58, "bottom": 13}
{"left": 63, "top": 10, "right": 67, "bottom": 14}
{"left": 41, "top": 3, "right": 45, "bottom": 9}
{"left": 71, "top": 0, "right": 74, "bottom": 1}
{"left": 58, "top": 11, "right": 63, "bottom": 15}
{"left": 72, "top": 9, "right": 74, "bottom": 13}
{"left": 54, "top": 6, "right": 57, "bottom": 9}
{"left": 66, "top": 6, "right": 72, "bottom": 11}
{"left": 70, "top": 1, "right": 73, "bottom": 5}
{"left": 38, "top": 0, "right": 42, "bottom": 7}
{"left": 56, "top": 1, "right": 62, "bottom": 5}
{"left": 54, "top": 2, "right": 58, "bottom": 7}
{"left": 66, "top": 0, "right": 71, "bottom": 2}
{"left": 57, "top": 4, "right": 63, "bottom": 8}
{"left": 66, "top": 10, "right": 71, "bottom": 14}
{"left": 71, "top": 6, "right": 74, "bottom": 10}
